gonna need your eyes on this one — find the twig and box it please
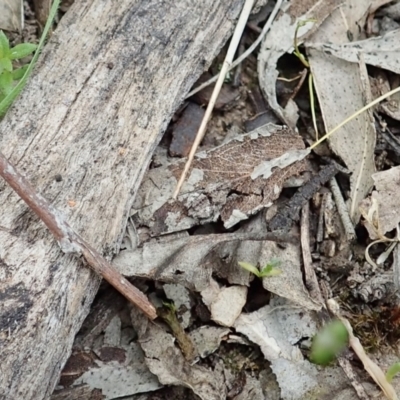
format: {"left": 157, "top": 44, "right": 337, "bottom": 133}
{"left": 185, "top": 0, "right": 283, "bottom": 99}
{"left": 0, "top": 152, "right": 157, "bottom": 320}
{"left": 329, "top": 177, "right": 356, "bottom": 241}
{"left": 316, "top": 192, "right": 327, "bottom": 243}
{"left": 173, "top": 0, "right": 256, "bottom": 198}
{"left": 233, "top": 39, "right": 245, "bottom": 87}
{"left": 286, "top": 68, "right": 307, "bottom": 103}
{"left": 300, "top": 202, "right": 323, "bottom": 304}
{"left": 337, "top": 357, "right": 371, "bottom": 400}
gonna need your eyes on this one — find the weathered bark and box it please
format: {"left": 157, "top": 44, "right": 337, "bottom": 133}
{"left": 0, "top": 0, "right": 244, "bottom": 398}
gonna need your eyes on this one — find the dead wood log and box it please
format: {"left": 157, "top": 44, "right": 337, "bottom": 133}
{"left": 0, "top": 0, "right": 245, "bottom": 398}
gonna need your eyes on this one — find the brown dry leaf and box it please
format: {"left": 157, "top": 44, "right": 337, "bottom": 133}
{"left": 306, "top": 0, "right": 377, "bottom": 223}
{"left": 257, "top": 0, "right": 342, "bottom": 127}
{"left": 133, "top": 124, "right": 309, "bottom": 235}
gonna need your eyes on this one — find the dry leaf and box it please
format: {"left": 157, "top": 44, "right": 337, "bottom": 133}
{"left": 257, "top": 0, "right": 342, "bottom": 127}
{"left": 0, "top": 0, "right": 23, "bottom": 31}
{"left": 130, "top": 307, "right": 226, "bottom": 400}
{"left": 219, "top": 214, "right": 321, "bottom": 310}
{"left": 365, "top": 166, "right": 400, "bottom": 236}
{"left": 132, "top": 124, "right": 309, "bottom": 235}
{"left": 308, "top": 29, "right": 400, "bottom": 75}
{"left": 115, "top": 214, "right": 319, "bottom": 311}
{"left": 73, "top": 343, "right": 161, "bottom": 399}
{"left": 189, "top": 326, "right": 230, "bottom": 358}
{"left": 307, "top": 0, "right": 377, "bottom": 223}
{"left": 208, "top": 285, "right": 248, "bottom": 327}
{"left": 309, "top": 29, "right": 400, "bottom": 121}
{"left": 234, "top": 298, "right": 351, "bottom": 399}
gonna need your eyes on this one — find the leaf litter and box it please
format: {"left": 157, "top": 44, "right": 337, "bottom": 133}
{"left": 55, "top": 0, "right": 400, "bottom": 399}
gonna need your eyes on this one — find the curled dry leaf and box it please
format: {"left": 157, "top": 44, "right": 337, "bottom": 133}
{"left": 132, "top": 124, "right": 309, "bottom": 235}
{"left": 257, "top": 0, "right": 341, "bottom": 127}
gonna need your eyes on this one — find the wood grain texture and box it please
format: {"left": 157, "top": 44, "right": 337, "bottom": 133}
{"left": 0, "top": 0, "right": 244, "bottom": 397}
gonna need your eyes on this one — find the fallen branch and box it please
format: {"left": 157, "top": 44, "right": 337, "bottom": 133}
{"left": 0, "top": 152, "right": 157, "bottom": 320}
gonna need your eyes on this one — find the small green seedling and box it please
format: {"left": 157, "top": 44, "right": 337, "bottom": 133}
{"left": 310, "top": 319, "right": 349, "bottom": 365}
{"left": 0, "top": 31, "right": 37, "bottom": 102}
{"left": 238, "top": 259, "right": 282, "bottom": 278}
{"left": 386, "top": 362, "right": 400, "bottom": 383}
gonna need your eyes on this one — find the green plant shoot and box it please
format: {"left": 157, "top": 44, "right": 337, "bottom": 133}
{"left": 310, "top": 319, "right": 349, "bottom": 365}
{"left": 0, "top": 31, "right": 37, "bottom": 101}
{"left": 238, "top": 259, "right": 282, "bottom": 278}
{"left": 386, "top": 362, "right": 400, "bottom": 383}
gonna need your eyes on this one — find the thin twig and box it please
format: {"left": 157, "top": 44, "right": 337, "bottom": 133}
{"left": 0, "top": 152, "right": 157, "bottom": 320}
{"left": 329, "top": 177, "right": 356, "bottom": 241}
{"left": 300, "top": 202, "right": 323, "bottom": 304}
{"left": 185, "top": 0, "right": 283, "bottom": 99}
{"left": 337, "top": 357, "right": 371, "bottom": 400}
{"left": 316, "top": 192, "right": 327, "bottom": 243}
{"left": 173, "top": 0, "right": 256, "bottom": 198}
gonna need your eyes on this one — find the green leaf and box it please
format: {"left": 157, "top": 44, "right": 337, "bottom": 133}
{"left": 259, "top": 266, "right": 282, "bottom": 277}
{"left": 0, "top": 71, "right": 14, "bottom": 96}
{"left": 310, "top": 320, "right": 349, "bottom": 365}
{"left": 0, "top": 58, "right": 12, "bottom": 73}
{"left": 259, "top": 259, "right": 282, "bottom": 277}
{"left": 238, "top": 261, "right": 261, "bottom": 277}
{"left": 12, "top": 66, "right": 28, "bottom": 81}
{"left": 9, "top": 43, "right": 38, "bottom": 60}
{"left": 0, "top": 31, "right": 10, "bottom": 59}
{"left": 386, "top": 362, "right": 400, "bottom": 383}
